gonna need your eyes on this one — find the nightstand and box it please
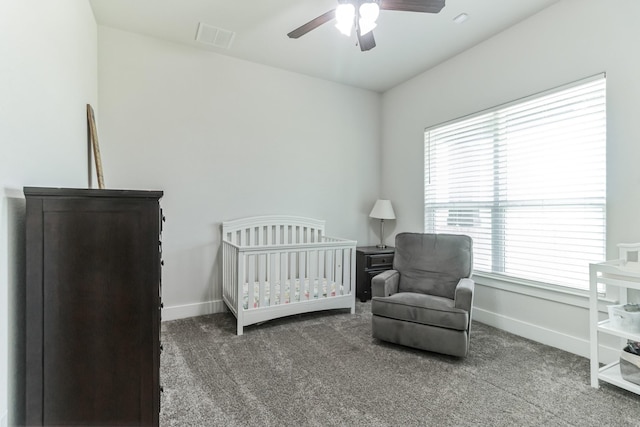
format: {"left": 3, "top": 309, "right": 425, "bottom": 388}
{"left": 356, "top": 246, "right": 395, "bottom": 302}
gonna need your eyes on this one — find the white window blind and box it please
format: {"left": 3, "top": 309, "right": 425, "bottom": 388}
{"left": 424, "top": 75, "right": 606, "bottom": 290}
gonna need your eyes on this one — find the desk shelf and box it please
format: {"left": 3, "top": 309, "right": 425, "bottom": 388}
{"left": 589, "top": 261, "right": 640, "bottom": 395}
{"left": 598, "top": 361, "right": 640, "bottom": 394}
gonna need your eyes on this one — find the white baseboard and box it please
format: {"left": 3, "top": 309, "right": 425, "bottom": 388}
{"left": 473, "top": 307, "right": 619, "bottom": 362}
{"left": 162, "top": 299, "right": 227, "bottom": 322}
{"left": 1, "top": 410, "right": 7, "bottom": 427}
{"left": 161, "top": 300, "right": 622, "bottom": 363}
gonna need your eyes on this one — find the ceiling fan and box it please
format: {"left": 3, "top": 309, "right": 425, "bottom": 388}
{"left": 287, "top": 0, "right": 446, "bottom": 52}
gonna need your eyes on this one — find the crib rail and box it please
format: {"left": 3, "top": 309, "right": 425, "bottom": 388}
{"left": 222, "top": 215, "right": 326, "bottom": 246}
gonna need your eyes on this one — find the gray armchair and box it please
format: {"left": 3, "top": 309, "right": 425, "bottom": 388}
{"left": 371, "top": 232, "right": 474, "bottom": 357}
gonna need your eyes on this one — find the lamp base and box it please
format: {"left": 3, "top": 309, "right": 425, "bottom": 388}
{"left": 377, "top": 219, "right": 387, "bottom": 249}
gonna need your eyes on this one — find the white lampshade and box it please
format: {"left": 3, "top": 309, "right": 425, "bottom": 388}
{"left": 369, "top": 199, "right": 396, "bottom": 220}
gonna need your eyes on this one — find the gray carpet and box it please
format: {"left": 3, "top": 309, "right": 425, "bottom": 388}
{"left": 160, "top": 302, "right": 639, "bottom": 426}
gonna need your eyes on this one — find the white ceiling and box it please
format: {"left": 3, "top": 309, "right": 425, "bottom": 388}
{"left": 89, "top": 0, "right": 559, "bottom": 93}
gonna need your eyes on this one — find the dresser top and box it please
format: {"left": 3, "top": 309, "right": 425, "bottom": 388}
{"left": 24, "top": 187, "right": 163, "bottom": 199}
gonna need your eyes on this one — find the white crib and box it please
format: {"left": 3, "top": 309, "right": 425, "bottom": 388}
{"left": 222, "top": 215, "right": 357, "bottom": 335}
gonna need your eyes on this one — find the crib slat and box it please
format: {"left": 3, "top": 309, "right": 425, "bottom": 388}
{"left": 299, "top": 251, "right": 306, "bottom": 300}
{"left": 326, "top": 250, "right": 333, "bottom": 295}
{"left": 289, "top": 252, "right": 296, "bottom": 302}
{"left": 307, "top": 251, "right": 319, "bottom": 299}
{"left": 233, "top": 247, "right": 238, "bottom": 305}
{"left": 293, "top": 251, "right": 299, "bottom": 301}
{"left": 314, "top": 249, "right": 320, "bottom": 298}
{"left": 279, "top": 252, "right": 287, "bottom": 304}
{"left": 258, "top": 253, "right": 266, "bottom": 308}
{"left": 269, "top": 252, "right": 276, "bottom": 306}
{"left": 247, "top": 255, "right": 255, "bottom": 309}
{"left": 335, "top": 249, "right": 344, "bottom": 289}
{"left": 320, "top": 249, "right": 325, "bottom": 296}
{"left": 316, "top": 249, "right": 322, "bottom": 299}
{"left": 343, "top": 248, "right": 349, "bottom": 292}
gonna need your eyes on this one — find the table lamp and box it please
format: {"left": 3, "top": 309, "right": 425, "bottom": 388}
{"left": 369, "top": 199, "right": 395, "bottom": 248}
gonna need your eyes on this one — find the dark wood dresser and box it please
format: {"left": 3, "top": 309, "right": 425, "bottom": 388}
{"left": 23, "top": 187, "right": 163, "bottom": 426}
{"left": 356, "top": 246, "right": 395, "bottom": 302}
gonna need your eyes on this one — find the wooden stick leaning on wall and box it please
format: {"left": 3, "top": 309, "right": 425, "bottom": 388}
{"left": 87, "top": 104, "right": 105, "bottom": 189}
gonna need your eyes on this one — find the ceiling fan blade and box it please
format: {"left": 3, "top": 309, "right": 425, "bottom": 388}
{"left": 287, "top": 9, "right": 336, "bottom": 39}
{"left": 357, "top": 29, "right": 376, "bottom": 52}
{"left": 379, "top": 0, "right": 445, "bottom": 13}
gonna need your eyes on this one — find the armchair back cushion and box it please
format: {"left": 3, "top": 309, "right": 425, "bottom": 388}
{"left": 395, "top": 233, "right": 473, "bottom": 299}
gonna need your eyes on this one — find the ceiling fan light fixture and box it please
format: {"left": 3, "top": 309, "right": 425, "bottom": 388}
{"left": 335, "top": 3, "right": 355, "bottom": 36}
{"left": 358, "top": 19, "right": 377, "bottom": 36}
{"left": 358, "top": 1, "right": 379, "bottom": 36}
{"left": 287, "top": 0, "right": 445, "bottom": 51}
{"left": 359, "top": 2, "right": 380, "bottom": 22}
{"left": 336, "top": 21, "right": 353, "bottom": 36}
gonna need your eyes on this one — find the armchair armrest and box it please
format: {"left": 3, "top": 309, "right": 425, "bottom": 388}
{"left": 454, "top": 277, "right": 475, "bottom": 312}
{"left": 371, "top": 270, "right": 399, "bottom": 297}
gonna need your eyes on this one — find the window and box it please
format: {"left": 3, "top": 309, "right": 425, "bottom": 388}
{"left": 424, "top": 75, "right": 606, "bottom": 290}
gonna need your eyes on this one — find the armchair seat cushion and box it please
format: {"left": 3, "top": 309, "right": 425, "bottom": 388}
{"left": 371, "top": 292, "right": 469, "bottom": 331}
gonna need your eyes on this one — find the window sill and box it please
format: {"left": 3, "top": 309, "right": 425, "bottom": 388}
{"left": 472, "top": 271, "right": 616, "bottom": 312}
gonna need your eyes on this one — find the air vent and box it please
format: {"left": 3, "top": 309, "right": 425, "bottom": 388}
{"left": 195, "top": 22, "right": 235, "bottom": 49}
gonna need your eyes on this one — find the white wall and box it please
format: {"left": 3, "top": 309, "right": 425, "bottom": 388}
{"left": 381, "top": 0, "right": 640, "bottom": 359}
{"left": 0, "top": 1, "right": 98, "bottom": 424}
{"left": 97, "top": 27, "right": 381, "bottom": 320}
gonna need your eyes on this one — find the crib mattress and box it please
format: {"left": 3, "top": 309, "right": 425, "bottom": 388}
{"left": 243, "top": 278, "right": 344, "bottom": 309}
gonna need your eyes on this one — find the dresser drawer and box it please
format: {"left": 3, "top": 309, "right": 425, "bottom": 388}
{"left": 367, "top": 253, "right": 394, "bottom": 269}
